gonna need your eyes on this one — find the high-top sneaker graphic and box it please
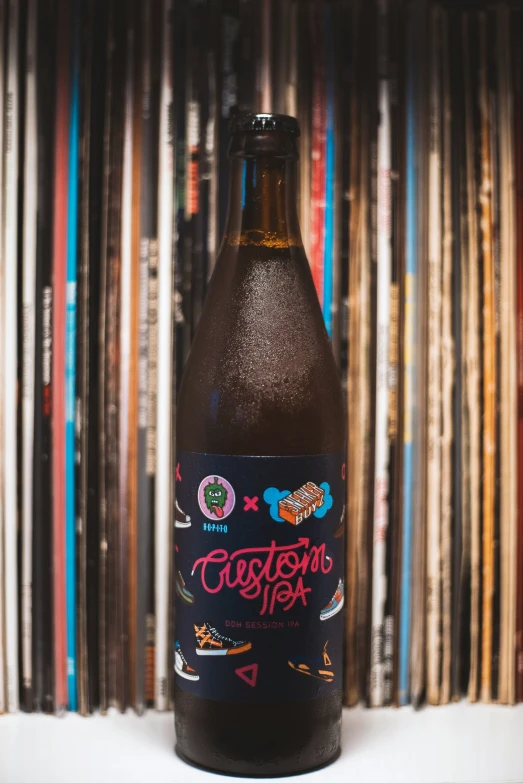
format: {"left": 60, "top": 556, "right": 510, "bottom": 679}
{"left": 288, "top": 641, "right": 334, "bottom": 683}
{"left": 333, "top": 506, "right": 345, "bottom": 538}
{"left": 194, "top": 623, "right": 252, "bottom": 656}
{"left": 175, "top": 641, "right": 200, "bottom": 681}
{"left": 320, "top": 579, "right": 344, "bottom": 621}
{"left": 175, "top": 498, "right": 191, "bottom": 528}
{"left": 176, "top": 570, "right": 195, "bottom": 604}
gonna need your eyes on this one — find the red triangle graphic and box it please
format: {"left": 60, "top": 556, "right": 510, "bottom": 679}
{"left": 235, "top": 663, "right": 258, "bottom": 688}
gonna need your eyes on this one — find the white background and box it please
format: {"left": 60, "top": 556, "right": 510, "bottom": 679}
{"left": 1, "top": 704, "right": 523, "bottom": 783}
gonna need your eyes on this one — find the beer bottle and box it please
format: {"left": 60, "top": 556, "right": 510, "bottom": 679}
{"left": 174, "top": 113, "right": 345, "bottom": 776}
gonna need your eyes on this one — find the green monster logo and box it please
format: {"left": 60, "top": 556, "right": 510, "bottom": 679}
{"left": 204, "top": 477, "right": 228, "bottom": 518}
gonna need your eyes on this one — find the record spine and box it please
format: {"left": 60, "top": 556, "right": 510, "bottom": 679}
{"left": 463, "top": 12, "right": 482, "bottom": 704}
{"left": 0, "top": 0, "right": 7, "bottom": 716}
{"left": 449, "top": 5, "right": 466, "bottom": 701}
{"left": 426, "top": 4, "right": 442, "bottom": 707}
{"left": 309, "top": 2, "right": 326, "bottom": 309}
{"left": 440, "top": 7, "right": 454, "bottom": 705}
{"left": 206, "top": 2, "right": 219, "bottom": 280}
{"left": 488, "top": 8, "right": 501, "bottom": 704}
{"left": 261, "top": 0, "right": 272, "bottom": 113}
{"left": 97, "top": 1, "right": 114, "bottom": 714}
{"left": 345, "top": 0, "right": 363, "bottom": 706}
{"left": 128, "top": 0, "right": 142, "bottom": 710}
{"left": 155, "top": 0, "right": 174, "bottom": 712}
{"left": 286, "top": 0, "right": 297, "bottom": 119}
{"left": 323, "top": 4, "right": 335, "bottom": 340}
{"left": 297, "top": 1, "right": 311, "bottom": 263}
{"left": 4, "top": 0, "right": 20, "bottom": 713}
{"left": 410, "top": 0, "right": 429, "bottom": 710}
{"left": 117, "top": 7, "right": 135, "bottom": 711}
{"left": 76, "top": 0, "right": 93, "bottom": 716}
{"left": 65, "top": 0, "right": 81, "bottom": 711}
{"left": 497, "top": 3, "right": 517, "bottom": 706}
{"left": 21, "top": 0, "right": 38, "bottom": 713}
{"left": 370, "top": 0, "right": 392, "bottom": 709}
{"left": 136, "top": 0, "right": 152, "bottom": 715}
{"left": 52, "top": 0, "right": 71, "bottom": 714}
{"left": 389, "top": 0, "right": 406, "bottom": 708}
{"left": 398, "top": 0, "right": 420, "bottom": 706}
{"left": 515, "top": 5, "right": 523, "bottom": 705}
{"left": 479, "top": 11, "right": 496, "bottom": 704}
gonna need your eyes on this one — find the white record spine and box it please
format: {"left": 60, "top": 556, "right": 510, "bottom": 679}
{"left": 155, "top": 0, "right": 174, "bottom": 711}
{"left": 4, "top": 0, "right": 20, "bottom": 713}
{"left": 0, "top": 0, "right": 6, "bottom": 716}
{"left": 426, "top": 5, "right": 443, "bottom": 707}
{"left": 370, "top": 0, "right": 392, "bottom": 708}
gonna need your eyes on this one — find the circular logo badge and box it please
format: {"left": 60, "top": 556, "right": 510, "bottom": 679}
{"left": 198, "top": 475, "right": 236, "bottom": 521}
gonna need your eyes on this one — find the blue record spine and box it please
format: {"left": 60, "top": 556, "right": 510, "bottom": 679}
{"left": 399, "top": 1, "right": 419, "bottom": 707}
{"left": 65, "top": 0, "right": 81, "bottom": 711}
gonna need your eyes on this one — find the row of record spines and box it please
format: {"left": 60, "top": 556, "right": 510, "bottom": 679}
{"left": 340, "top": 0, "right": 523, "bottom": 708}
{"left": 178, "top": 0, "right": 523, "bottom": 712}
{"left": 4, "top": 0, "right": 523, "bottom": 714}
{"left": 0, "top": 0, "right": 174, "bottom": 714}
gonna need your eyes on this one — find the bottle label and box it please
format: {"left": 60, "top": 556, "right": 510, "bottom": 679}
{"left": 174, "top": 452, "right": 345, "bottom": 704}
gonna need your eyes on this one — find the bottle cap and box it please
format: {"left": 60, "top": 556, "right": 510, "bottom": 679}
{"left": 229, "top": 113, "right": 300, "bottom": 137}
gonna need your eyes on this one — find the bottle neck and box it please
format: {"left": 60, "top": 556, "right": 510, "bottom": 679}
{"left": 223, "top": 144, "right": 303, "bottom": 249}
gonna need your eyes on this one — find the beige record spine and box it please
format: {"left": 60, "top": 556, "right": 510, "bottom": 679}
{"left": 356, "top": 97, "right": 371, "bottom": 706}
{"left": 440, "top": 8, "right": 454, "bottom": 705}
{"left": 463, "top": 13, "right": 481, "bottom": 703}
{"left": 479, "top": 12, "right": 495, "bottom": 704}
{"left": 426, "top": 4, "right": 442, "bottom": 707}
{"left": 497, "top": 3, "right": 517, "bottom": 706}
{"left": 345, "top": 0, "right": 363, "bottom": 707}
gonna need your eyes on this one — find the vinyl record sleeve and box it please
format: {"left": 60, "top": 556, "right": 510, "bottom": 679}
{"left": 74, "top": 0, "right": 91, "bottom": 716}
{"left": 370, "top": 0, "right": 393, "bottom": 709}
{"left": 426, "top": 4, "right": 443, "bottom": 707}
{"left": 487, "top": 7, "right": 502, "bottom": 703}
{"left": 21, "top": 0, "right": 38, "bottom": 714}
{"left": 463, "top": 11, "right": 483, "bottom": 704}
{"left": 478, "top": 10, "right": 496, "bottom": 704}
{"left": 0, "top": 0, "right": 7, "bottom": 715}
{"left": 65, "top": 0, "right": 81, "bottom": 712}
{"left": 33, "top": 0, "right": 57, "bottom": 715}
{"left": 155, "top": 0, "right": 174, "bottom": 711}
{"left": 496, "top": 3, "right": 517, "bottom": 707}
{"left": 4, "top": 0, "right": 21, "bottom": 714}
{"left": 514, "top": 5, "right": 523, "bottom": 706}
{"left": 440, "top": 8, "right": 454, "bottom": 705}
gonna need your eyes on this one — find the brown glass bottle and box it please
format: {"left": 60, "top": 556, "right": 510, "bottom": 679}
{"left": 175, "top": 114, "right": 345, "bottom": 776}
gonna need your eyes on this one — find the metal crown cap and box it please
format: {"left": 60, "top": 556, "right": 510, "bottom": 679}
{"left": 229, "top": 112, "right": 301, "bottom": 137}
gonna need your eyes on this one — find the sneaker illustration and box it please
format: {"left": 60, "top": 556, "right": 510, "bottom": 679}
{"left": 175, "top": 498, "right": 191, "bottom": 528}
{"left": 194, "top": 623, "right": 252, "bottom": 656}
{"left": 176, "top": 570, "right": 195, "bottom": 604}
{"left": 175, "top": 642, "right": 200, "bottom": 681}
{"left": 333, "top": 506, "right": 345, "bottom": 538}
{"left": 288, "top": 641, "right": 334, "bottom": 683}
{"left": 320, "top": 579, "right": 344, "bottom": 621}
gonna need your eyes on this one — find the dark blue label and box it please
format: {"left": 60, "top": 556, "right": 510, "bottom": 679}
{"left": 174, "top": 452, "right": 345, "bottom": 704}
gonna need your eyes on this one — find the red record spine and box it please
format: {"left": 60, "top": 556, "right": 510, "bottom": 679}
{"left": 52, "top": 0, "right": 70, "bottom": 712}
{"left": 515, "top": 8, "right": 523, "bottom": 704}
{"left": 309, "top": 5, "right": 326, "bottom": 306}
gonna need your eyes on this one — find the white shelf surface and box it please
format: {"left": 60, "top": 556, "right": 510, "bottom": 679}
{"left": 1, "top": 703, "right": 523, "bottom": 783}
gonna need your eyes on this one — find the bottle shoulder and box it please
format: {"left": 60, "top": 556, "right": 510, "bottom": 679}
{"left": 177, "top": 246, "right": 345, "bottom": 455}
